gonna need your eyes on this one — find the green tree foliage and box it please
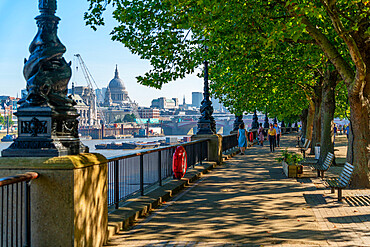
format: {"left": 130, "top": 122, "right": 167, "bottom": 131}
{"left": 0, "top": 115, "right": 4, "bottom": 126}
{"left": 0, "top": 115, "right": 13, "bottom": 127}
{"left": 335, "top": 80, "right": 351, "bottom": 119}
{"left": 85, "top": 0, "right": 369, "bottom": 187}
{"left": 123, "top": 113, "right": 136, "bottom": 123}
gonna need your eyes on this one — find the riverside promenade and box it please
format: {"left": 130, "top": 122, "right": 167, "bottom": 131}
{"left": 107, "top": 134, "right": 370, "bottom": 247}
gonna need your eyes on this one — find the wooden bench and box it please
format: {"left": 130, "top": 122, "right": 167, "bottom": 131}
{"left": 310, "top": 152, "right": 334, "bottom": 178}
{"left": 297, "top": 138, "right": 308, "bottom": 148}
{"left": 299, "top": 139, "right": 311, "bottom": 158}
{"left": 300, "top": 156, "right": 318, "bottom": 165}
{"left": 324, "top": 162, "right": 354, "bottom": 201}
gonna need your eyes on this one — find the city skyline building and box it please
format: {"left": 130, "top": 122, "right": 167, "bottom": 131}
{"left": 95, "top": 88, "right": 107, "bottom": 104}
{"left": 70, "top": 83, "right": 99, "bottom": 127}
{"left": 192, "top": 92, "right": 202, "bottom": 107}
{"left": 69, "top": 94, "right": 91, "bottom": 127}
{"left": 0, "top": 96, "right": 19, "bottom": 128}
{"left": 106, "top": 66, "right": 129, "bottom": 105}
{"left": 101, "top": 66, "right": 137, "bottom": 123}
{"left": 211, "top": 97, "right": 228, "bottom": 113}
{"left": 151, "top": 97, "right": 179, "bottom": 109}
{"left": 138, "top": 107, "right": 160, "bottom": 119}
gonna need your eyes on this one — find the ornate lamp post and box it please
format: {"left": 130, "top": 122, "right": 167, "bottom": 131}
{"left": 196, "top": 57, "right": 216, "bottom": 135}
{"left": 263, "top": 112, "right": 269, "bottom": 128}
{"left": 2, "top": 0, "right": 88, "bottom": 157}
{"left": 232, "top": 114, "right": 243, "bottom": 132}
{"left": 273, "top": 117, "right": 277, "bottom": 125}
{"left": 251, "top": 110, "right": 259, "bottom": 129}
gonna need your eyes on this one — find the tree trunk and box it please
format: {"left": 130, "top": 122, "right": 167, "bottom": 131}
{"left": 310, "top": 84, "right": 322, "bottom": 155}
{"left": 319, "top": 69, "right": 337, "bottom": 164}
{"left": 296, "top": 3, "right": 370, "bottom": 188}
{"left": 306, "top": 101, "right": 315, "bottom": 145}
{"left": 300, "top": 108, "right": 308, "bottom": 140}
{"left": 346, "top": 123, "right": 353, "bottom": 165}
{"left": 347, "top": 84, "right": 370, "bottom": 188}
{"left": 346, "top": 39, "right": 370, "bottom": 188}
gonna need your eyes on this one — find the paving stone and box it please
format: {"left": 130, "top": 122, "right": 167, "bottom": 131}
{"left": 106, "top": 134, "right": 370, "bottom": 246}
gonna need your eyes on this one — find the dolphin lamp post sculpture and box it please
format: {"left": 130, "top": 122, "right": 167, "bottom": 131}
{"left": 196, "top": 48, "right": 216, "bottom": 135}
{"left": 232, "top": 115, "right": 244, "bottom": 132}
{"left": 251, "top": 110, "right": 259, "bottom": 129}
{"left": 264, "top": 112, "right": 269, "bottom": 128}
{"left": 2, "top": 0, "right": 88, "bottom": 157}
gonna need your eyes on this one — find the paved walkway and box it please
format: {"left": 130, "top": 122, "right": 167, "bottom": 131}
{"left": 107, "top": 134, "right": 370, "bottom": 246}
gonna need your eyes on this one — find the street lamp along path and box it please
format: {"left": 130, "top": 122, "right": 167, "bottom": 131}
{"left": 2, "top": 0, "right": 88, "bottom": 157}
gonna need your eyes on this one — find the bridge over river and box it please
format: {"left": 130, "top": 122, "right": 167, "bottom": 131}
{"left": 107, "top": 134, "right": 370, "bottom": 246}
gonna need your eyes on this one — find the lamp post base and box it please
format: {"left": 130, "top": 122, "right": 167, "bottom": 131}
{"left": 196, "top": 120, "right": 214, "bottom": 135}
{"left": 2, "top": 106, "right": 88, "bottom": 157}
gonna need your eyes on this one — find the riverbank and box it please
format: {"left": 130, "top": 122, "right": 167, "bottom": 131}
{"left": 0, "top": 136, "right": 186, "bottom": 158}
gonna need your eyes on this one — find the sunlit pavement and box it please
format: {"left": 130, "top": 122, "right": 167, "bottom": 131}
{"left": 107, "top": 134, "right": 370, "bottom": 246}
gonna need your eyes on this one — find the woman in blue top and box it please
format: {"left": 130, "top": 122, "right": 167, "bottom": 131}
{"left": 237, "top": 122, "right": 248, "bottom": 155}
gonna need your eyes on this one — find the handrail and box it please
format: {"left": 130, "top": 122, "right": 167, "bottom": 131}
{"left": 106, "top": 138, "right": 209, "bottom": 207}
{"left": 107, "top": 138, "right": 210, "bottom": 162}
{"left": 0, "top": 172, "right": 39, "bottom": 187}
{"left": 0, "top": 171, "right": 38, "bottom": 246}
{"left": 222, "top": 134, "right": 236, "bottom": 138}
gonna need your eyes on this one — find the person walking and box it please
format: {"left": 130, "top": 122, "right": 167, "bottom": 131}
{"left": 333, "top": 124, "right": 337, "bottom": 145}
{"left": 258, "top": 123, "right": 264, "bottom": 146}
{"left": 268, "top": 124, "right": 276, "bottom": 152}
{"left": 274, "top": 123, "right": 281, "bottom": 147}
{"left": 237, "top": 122, "right": 248, "bottom": 155}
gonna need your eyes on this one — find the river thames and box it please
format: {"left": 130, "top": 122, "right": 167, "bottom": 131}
{"left": 0, "top": 136, "right": 185, "bottom": 158}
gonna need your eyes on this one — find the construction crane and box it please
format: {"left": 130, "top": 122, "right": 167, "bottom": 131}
{"left": 73, "top": 54, "right": 105, "bottom": 126}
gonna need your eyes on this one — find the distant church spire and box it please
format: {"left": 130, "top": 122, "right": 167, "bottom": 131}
{"left": 183, "top": 95, "right": 186, "bottom": 105}
{"left": 114, "top": 64, "right": 119, "bottom": 78}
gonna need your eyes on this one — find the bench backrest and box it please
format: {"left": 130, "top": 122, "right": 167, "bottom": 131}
{"left": 338, "top": 162, "right": 354, "bottom": 187}
{"left": 322, "top": 152, "right": 334, "bottom": 170}
{"left": 304, "top": 140, "right": 311, "bottom": 151}
{"left": 302, "top": 139, "right": 308, "bottom": 148}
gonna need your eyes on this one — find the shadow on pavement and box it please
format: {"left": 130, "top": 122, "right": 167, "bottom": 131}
{"left": 107, "top": 133, "right": 363, "bottom": 246}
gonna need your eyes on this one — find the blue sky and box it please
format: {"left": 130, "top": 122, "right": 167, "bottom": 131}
{"left": 0, "top": 0, "right": 202, "bottom": 106}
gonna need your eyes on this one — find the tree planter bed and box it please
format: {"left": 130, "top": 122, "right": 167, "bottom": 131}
{"left": 282, "top": 161, "right": 303, "bottom": 178}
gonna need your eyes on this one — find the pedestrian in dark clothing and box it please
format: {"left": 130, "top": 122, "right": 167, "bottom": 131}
{"left": 268, "top": 124, "right": 276, "bottom": 152}
{"left": 274, "top": 123, "right": 281, "bottom": 147}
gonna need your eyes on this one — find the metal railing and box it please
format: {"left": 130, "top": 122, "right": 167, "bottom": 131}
{"left": 0, "top": 172, "right": 38, "bottom": 247}
{"left": 107, "top": 139, "right": 209, "bottom": 209}
{"left": 222, "top": 134, "right": 238, "bottom": 153}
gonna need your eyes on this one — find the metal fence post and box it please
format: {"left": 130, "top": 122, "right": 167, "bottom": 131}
{"left": 11, "top": 184, "right": 13, "bottom": 247}
{"left": 114, "top": 160, "right": 119, "bottom": 209}
{"left": 158, "top": 151, "right": 162, "bottom": 186}
{"left": 24, "top": 181, "right": 31, "bottom": 247}
{"left": 140, "top": 155, "right": 144, "bottom": 196}
{"left": 205, "top": 141, "right": 208, "bottom": 162}
{"left": 191, "top": 144, "right": 199, "bottom": 169}
{"left": 0, "top": 187, "right": 3, "bottom": 245}
{"left": 199, "top": 142, "right": 203, "bottom": 165}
